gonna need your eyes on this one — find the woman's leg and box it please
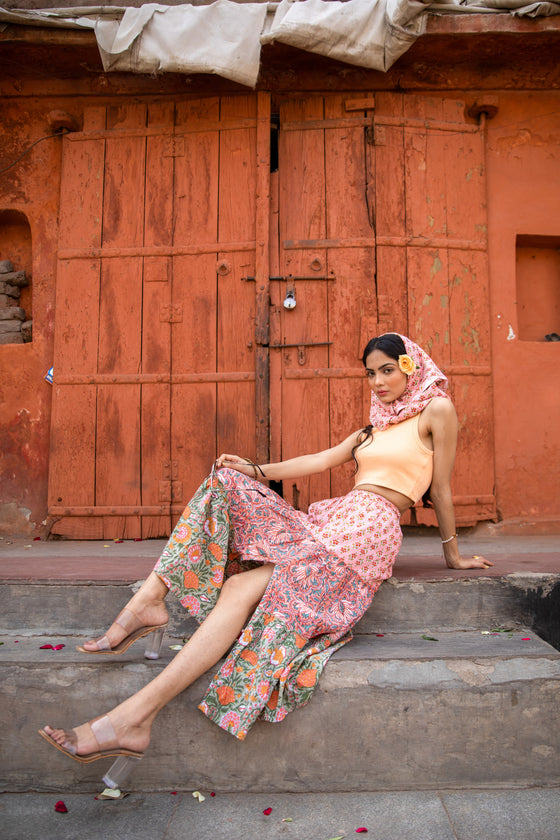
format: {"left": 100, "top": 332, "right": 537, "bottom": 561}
{"left": 44, "top": 563, "right": 275, "bottom": 754}
{"left": 81, "top": 571, "right": 169, "bottom": 652}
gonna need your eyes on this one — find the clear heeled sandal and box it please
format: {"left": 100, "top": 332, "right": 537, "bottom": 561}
{"left": 38, "top": 715, "right": 144, "bottom": 789}
{"left": 103, "top": 754, "right": 143, "bottom": 789}
{"left": 76, "top": 607, "right": 168, "bottom": 659}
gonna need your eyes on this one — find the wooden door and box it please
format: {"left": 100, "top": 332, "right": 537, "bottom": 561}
{"left": 48, "top": 94, "right": 270, "bottom": 538}
{"left": 48, "top": 90, "right": 495, "bottom": 538}
{"left": 274, "top": 93, "right": 495, "bottom": 526}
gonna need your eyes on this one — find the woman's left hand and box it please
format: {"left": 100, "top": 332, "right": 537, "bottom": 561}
{"left": 445, "top": 554, "right": 494, "bottom": 570}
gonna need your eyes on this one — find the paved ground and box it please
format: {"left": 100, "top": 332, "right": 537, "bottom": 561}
{"left": 1, "top": 531, "right": 559, "bottom": 581}
{"left": 2, "top": 788, "right": 560, "bottom": 840}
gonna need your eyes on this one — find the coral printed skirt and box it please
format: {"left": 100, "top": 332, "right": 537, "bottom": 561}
{"left": 154, "top": 468, "right": 402, "bottom": 740}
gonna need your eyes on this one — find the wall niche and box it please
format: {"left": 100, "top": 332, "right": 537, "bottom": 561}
{"left": 0, "top": 210, "right": 32, "bottom": 345}
{"left": 516, "top": 235, "right": 560, "bottom": 342}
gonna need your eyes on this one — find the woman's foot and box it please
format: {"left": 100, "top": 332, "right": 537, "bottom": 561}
{"left": 42, "top": 708, "right": 152, "bottom": 759}
{"left": 80, "top": 572, "right": 169, "bottom": 653}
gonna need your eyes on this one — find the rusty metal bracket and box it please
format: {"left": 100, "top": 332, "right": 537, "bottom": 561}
{"left": 242, "top": 274, "right": 335, "bottom": 282}
{"left": 465, "top": 97, "right": 499, "bottom": 124}
{"left": 269, "top": 341, "right": 332, "bottom": 366}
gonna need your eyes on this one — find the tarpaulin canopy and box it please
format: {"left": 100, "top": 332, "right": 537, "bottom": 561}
{"left": 1, "top": 0, "right": 559, "bottom": 86}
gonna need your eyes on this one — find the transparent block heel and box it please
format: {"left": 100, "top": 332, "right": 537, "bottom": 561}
{"left": 102, "top": 755, "right": 143, "bottom": 789}
{"left": 144, "top": 627, "right": 165, "bottom": 660}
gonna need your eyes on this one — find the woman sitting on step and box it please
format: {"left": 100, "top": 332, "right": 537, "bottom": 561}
{"left": 39, "top": 333, "right": 492, "bottom": 789}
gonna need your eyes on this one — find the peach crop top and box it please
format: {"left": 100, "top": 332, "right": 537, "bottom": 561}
{"left": 353, "top": 414, "right": 433, "bottom": 503}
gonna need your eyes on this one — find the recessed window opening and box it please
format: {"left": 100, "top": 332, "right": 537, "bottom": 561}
{"left": 516, "top": 234, "right": 560, "bottom": 342}
{"left": 0, "top": 210, "right": 32, "bottom": 345}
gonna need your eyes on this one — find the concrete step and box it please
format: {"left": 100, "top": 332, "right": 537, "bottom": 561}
{"left": 2, "top": 572, "right": 559, "bottom": 642}
{"left": 3, "top": 629, "right": 559, "bottom": 794}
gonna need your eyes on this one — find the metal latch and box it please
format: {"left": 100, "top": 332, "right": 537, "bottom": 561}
{"left": 241, "top": 275, "right": 335, "bottom": 282}
{"left": 269, "top": 341, "right": 331, "bottom": 366}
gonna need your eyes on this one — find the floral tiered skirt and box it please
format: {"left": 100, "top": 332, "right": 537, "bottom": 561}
{"left": 154, "top": 468, "right": 402, "bottom": 740}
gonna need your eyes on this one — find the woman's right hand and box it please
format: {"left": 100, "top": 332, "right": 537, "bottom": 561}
{"left": 445, "top": 554, "right": 494, "bottom": 570}
{"left": 215, "top": 454, "right": 254, "bottom": 475}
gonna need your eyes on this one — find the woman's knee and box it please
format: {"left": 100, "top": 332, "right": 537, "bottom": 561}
{"left": 219, "top": 565, "right": 273, "bottom": 611}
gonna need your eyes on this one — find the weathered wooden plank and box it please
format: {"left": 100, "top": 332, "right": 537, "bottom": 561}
{"left": 406, "top": 246, "right": 451, "bottom": 365}
{"left": 373, "top": 93, "right": 408, "bottom": 335}
{"left": 278, "top": 96, "right": 330, "bottom": 510}
{"left": 268, "top": 174, "right": 283, "bottom": 466}
{"left": 217, "top": 96, "right": 258, "bottom": 464}
{"left": 254, "top": 91, "right": 272, "bottom": 465}
{"left": 58, "top": 242, "right": 256, "bottom": 259}
{"left": 324, "top": 94, "right": 374, "bottom": 497}
{"left": 66, "top": 118, "right": 257, "bottom": 142}
{"left": 48, "top": 384, "right": 96, "bottom": 510}
{"left": 442, "top": 98, "right": 488, "bottom": 245}
{"left": 48, "top": 105, "right": 106, "bottom": 536}
{"left": 172, "top": 98, "right": 221, "bottom": 505}
{"left": 56, "top": 372, "right": 256, "bottom": 385}
{"left": 97, "top": 103, "right": 147, "bottom": 538}
{"left": 96, "top": 385, "right": 142, "bottom": 539}
{"left": 49, "top": 517, "right": 104, "bottom": 539}
{"left": 141, "top": 101, "right": 175, "bottom": 538}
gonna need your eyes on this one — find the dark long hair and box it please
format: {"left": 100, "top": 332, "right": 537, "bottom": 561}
{"left": 352, "top": 333, "right": 432, "bottom": 507}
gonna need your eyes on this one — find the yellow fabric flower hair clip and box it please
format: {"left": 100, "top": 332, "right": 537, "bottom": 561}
{"left": 398, "top": 354, "right": 418, "bottom": 375}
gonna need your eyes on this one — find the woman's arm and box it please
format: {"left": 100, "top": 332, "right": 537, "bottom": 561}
{"left": 426, "top": 398, "right": 494, "bottom": 570}
{"left": 216, "top": 429, "right": 362, "bottom": 482}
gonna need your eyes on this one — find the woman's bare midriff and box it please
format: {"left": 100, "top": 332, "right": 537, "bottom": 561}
{"left": 352, "top": 483, "right": 413, "bottom": 514}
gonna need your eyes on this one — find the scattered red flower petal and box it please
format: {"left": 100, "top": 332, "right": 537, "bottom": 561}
{"left": 356, "top": 828, "right": 368, "bottom": 833}
{"left": 34, "top": 537, "right": 41, "bottom": 541}
{"left": 522, "top": 638, "right": 531, "bottom": 641}
{"left": 211, "top": 792, "right": 216, "bottom": 797}
{"left": 53, "top": 644, "right": 65, "bottom": 651}
{"left": 376, "top": 634, "right": 385, "bottom": 637}
{"left": 14, "top": 640, "right": 19, "bottom": 643}
{"left": 54, "top": 800, "right": 68, "bottom": 813}
{"left": 114, "top": 539, "right": 124, "bottom": 544}
{"left": 133, "top": 538, "right": 143, "bottom": 542}
{"left": 171, "top": 791, "right": 177, "bottom": 795}
{"left": 263, "top": 807, "right": 272, "bottom": 815}
{"left": 40, "top": 644, "right": 53, "bottom": 649}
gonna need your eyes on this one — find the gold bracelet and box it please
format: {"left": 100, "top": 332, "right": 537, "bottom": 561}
{"left": 441, "top": 533, "right": 458, "bottom": 545}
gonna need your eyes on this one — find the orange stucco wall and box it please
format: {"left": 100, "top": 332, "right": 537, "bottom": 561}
{"left": 486, "top": 93, "right": 560, "bottom": 524}
{"left": 0, "top": 101, "right": 60, "bottom": 533}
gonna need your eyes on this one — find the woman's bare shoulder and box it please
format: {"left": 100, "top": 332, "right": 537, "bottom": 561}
{"left": 423, "top": 397, "right": 457, "bottom": 428}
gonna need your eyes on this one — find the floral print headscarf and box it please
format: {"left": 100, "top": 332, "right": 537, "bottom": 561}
{"left": 368, "top": 334, "right": 449, "bottom": 430}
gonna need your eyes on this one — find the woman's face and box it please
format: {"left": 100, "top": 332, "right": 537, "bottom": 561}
{"left": 365, "top": 349, "right": 409, "bottom": 404}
